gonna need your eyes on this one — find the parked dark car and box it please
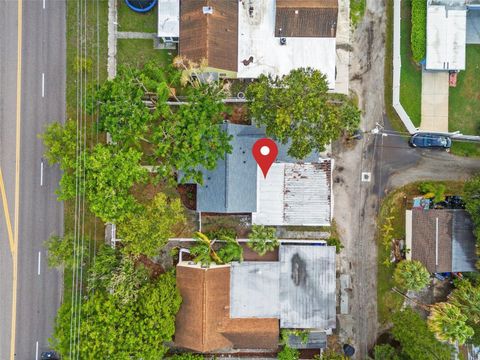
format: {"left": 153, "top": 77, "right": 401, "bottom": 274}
{"left": 41, "top": 351, "right": 60, "bottom": 360}
{"left": 409, "top": 133, "right": 452, "bottom": 149}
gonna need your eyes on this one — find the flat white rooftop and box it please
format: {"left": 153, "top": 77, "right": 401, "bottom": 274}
{"left": 426, "top": 5, "right": 466, "bottom": 70}
{"left": 157, "top": 0, "right": 179, "bottom": 38}
{"left": 237, "top": 0, "right": 336, "bottom": 88}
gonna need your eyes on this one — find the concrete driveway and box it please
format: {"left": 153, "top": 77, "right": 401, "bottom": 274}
{"left": 420, "top": 70, "right": 449, "bottom": 133}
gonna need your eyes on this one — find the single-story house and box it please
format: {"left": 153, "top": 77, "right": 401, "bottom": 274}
{"left": 426, "top": 0, "right": 480, "bottom": 71}
{"left": 157, "top": 0, "right": 338, "bottom": 88}
{"left": 405, "top": 209, "right": 478, "bottom": 273}
{"left": 174, "top": 244, "right": 336, "bottom": 353}
{"left": 181, "top": 123, "right": 333, "bottom": 227}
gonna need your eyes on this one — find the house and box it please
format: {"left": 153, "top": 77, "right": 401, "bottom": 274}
{"left": 181, "top": 123, "right": 333, "bottom": 227}
{"left": 425, "top": 0, "right": 480, "bottom": 71}
{"left": 158, "top": 0, "right": 338, "bottom": 88}
{"left": 405, "top": 209, "right": 478, "bottom": 273}
{"left": 174, "top": 244, "right": 336, "bottom": 353}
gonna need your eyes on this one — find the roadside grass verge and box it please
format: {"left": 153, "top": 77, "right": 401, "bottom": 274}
{"left": 451, "top": 141, "right": 480, "bottom": 158}
{"left": 377, "top": 181, "right": 464, "bottom": 325}
{"left": 385, "top": 0, "right": 407, "bottom": 133}
{"left": 350, "top": 0, "right": 366, "bottom": 27}
{"left": 449, "top": 45, "right": 480, "bottom": 135}
{"left": 399, "top": 0, "right": 422, "bottom": 128}
{"left": 117, "top": 2, "right": 157, "bottom": 33}
{"left": 117, "top": 39, "right": 174, "bottom": 68}
{"left": 63, "top": 0, "right": 108, "bottom": 300}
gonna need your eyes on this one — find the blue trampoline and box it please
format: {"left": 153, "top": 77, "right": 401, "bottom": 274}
{"left": 124, "top": 0, "right": 157, "bottom": 13}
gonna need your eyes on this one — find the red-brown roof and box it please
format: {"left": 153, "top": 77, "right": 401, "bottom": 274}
{"left": 179, "top": 0, "right": 238, "bottom": 72}
{"left": 174, "top": 264, "right": 279, "bottom": 353}
{"left": 275, "top": 0, "right": 338, "bottom": 38}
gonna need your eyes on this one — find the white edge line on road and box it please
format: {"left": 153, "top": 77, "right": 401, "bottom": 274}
{"left": 35, "top": 341, "right": 39, "bottom": 359}
{"left": 40, "top": 160, "right": 44, "bottom": 186}
{"left": 37, "top": 251, "right": 41, "bottom": 275}
{"left": 41, "top": 73, "right": 45, "bottom": 98}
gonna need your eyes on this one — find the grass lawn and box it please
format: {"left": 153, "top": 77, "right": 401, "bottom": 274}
{"left": 117, "top": 1, "right": 157, "bottom": 33}
{"left": 350, "top": 0, "right": 366, "bottom": 27}
{"left": 400, "top": 0, "right": 422, "bottom": 128}
{"left": 63, "top": 0, "right": 109, "bottom": 299}
{"left": 451, "top": 141, "right": 480, "bottom": 157}
{"left": 117, "top": 39, "right": 174, "bottom": 68}
{"left": 377, "top": 181, "right": 464, "bottom": 325}
{"left": 449, "top": 45, "right": 480, "bottom": 135}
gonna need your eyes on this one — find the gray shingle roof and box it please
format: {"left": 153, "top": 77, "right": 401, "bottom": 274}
{"left": 195, "top": 123, "right": 320, "bottom": 213}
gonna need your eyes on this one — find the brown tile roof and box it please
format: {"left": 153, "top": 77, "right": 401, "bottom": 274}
{"left": 411, "top": 209, "right": 453, "bottom": 273}
{"left": 275, "top": 0, "right": 338, "bottom": 38}
{"left": 174, "top": 264, "right": 279, "bottom": 353}
{"left": 179, "top": 0, "right": 238, "bottom": 72}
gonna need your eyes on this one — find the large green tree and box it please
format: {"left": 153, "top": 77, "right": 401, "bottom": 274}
{"left": 89, "top": 61, "right": 232, "bottom": 184}
{"left": 84, "top": 144, "right": 147, "bottom": 223}
{"left": 53, "top": 271, "right": 181, "bottom": 359}
{"left": 119, "top": 193, "right": 186, "bottom": 257}
{"left": 190, "top": 232, "right": 243, "bottom": 266}
{"left": 449, "top": 279, "right": 480, "bottom": 345}
{"left": 247, "top": 225, "right": 279, "bottom": 256}
{"left": 428, "top": 302, "right": 474, "bottom": 345}
{"left": 152, "top": 83, "right": 232, "bottom": 183}
{"left": 40, "top": 119, "right": 84, "bottom": 200}
{"left": 393, "top": 260, "right": 430, "bottom": 291}
{"left": 391, "top": 308, "right": 452, "bottom": 360}
{"left": 246, "top": 67, "right": 361, "bottom": 158}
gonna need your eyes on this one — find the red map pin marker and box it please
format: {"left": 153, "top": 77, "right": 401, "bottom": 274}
{"left": 252, "top": 138, "right": 278, "bottom": 178}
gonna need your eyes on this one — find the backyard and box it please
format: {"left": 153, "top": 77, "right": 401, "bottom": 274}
{"left": 117, "top": 1, "right": 157, "bottom": 33}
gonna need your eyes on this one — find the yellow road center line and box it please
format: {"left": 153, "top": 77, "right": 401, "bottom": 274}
{"left": 10, "top": 0, "right": 22, "bottom": 358}
{"left": 0, "top": 167, "right": 14, "bottom": 254}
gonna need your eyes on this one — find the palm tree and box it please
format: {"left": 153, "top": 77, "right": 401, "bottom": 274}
{"left": 449, "top": 279, "right": 480, "bottom": 324}
{"left": 393, "top": 260, "right": 430, "bottom": 291}
{"left": 428, "top": 302, "right": 474, "bottom": 345}
{"left": 190, "top": 232, "right": 243, "bottom": 265}
{"left": 247, "top": 225, "right": 279, "bottom": 256}
{"left": 190, "top": 232, "right": 221, "bottom": 266}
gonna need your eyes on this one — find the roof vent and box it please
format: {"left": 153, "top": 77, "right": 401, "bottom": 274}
{"left": 280, "top": 37, "right": 287, "bottom": 46}
{"left": 295, "top": 9, "right": 299, "bottom": 14}
{"left": 202, "top": 6, "right": 213, "bottom": 14}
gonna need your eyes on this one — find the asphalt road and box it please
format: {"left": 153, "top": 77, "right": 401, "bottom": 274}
{"left": 0, "top": 0, "right": 65, "bottom": 358}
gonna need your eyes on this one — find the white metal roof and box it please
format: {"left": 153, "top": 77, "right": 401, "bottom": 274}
{"left": 229, "top": 245, "right": 336, "bottom": 330}
{"left": 252, "top": 161, "right": 332, "bottom": 226}
{"left": 426, "top": 5, "right": 466, "bottom": 70}
{"left": 157, "top": 0, "right": 179, "bottom": 38}
{"left": 237, "top": 0, "right": 336, "bottom": 88}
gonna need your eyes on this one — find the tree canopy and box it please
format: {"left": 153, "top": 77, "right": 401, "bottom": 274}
{"left": 449, "top": 279, "right": 480, "bottom": 345}
{"left": 428, "top": 302, "right": 474, "bottom": 345}
{"left": 84, "top": 144, "right": 147, "bottom": 223}
{"left": 119, "top": 193, "right": 186, "bottom": 257}
{"left": 246, "top": 67, "right": 361, "bottom": 159}
{"left": 391, "top": 308, "right": 452, "bottom": 360}
{"left": 190, "top": 232, "right": 243, "bottom": 266}
{"left": 393, "top": 260, "right": 430, "bottom": 291}
{"left": 53, "top": 271, "right": 181, "bottom": 359}
{"left": 45, "top": 233, "right": 89, "bottom": 270}
{"left": 89, "top": 62, "right": 232, "bottom": 184}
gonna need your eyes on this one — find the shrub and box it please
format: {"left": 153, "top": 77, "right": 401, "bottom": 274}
{"left": 247, "top": 225, "right": 279, "bottom": 256}
{"left": 327, "top": 237, "right": 344, "bottom": 254}
{"left": 418, "top": 181, "right": 446, "bottom": 203}
{"left": 411, "top": 0, "right": 427, "bottom": 62}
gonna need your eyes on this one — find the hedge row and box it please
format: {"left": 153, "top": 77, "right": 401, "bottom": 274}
{"left": 411, "top": 0, "right": 427, "bottom": 62}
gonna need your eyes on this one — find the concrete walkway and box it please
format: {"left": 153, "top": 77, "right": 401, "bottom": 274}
{"left": 420, "top": 70, "right": 449, "bottom": 133}
{"left": 107, "top": 0, "right": 117, "bottom": 79}
{"left": 117, "top": 32, "right": 156, "bottom": 39}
